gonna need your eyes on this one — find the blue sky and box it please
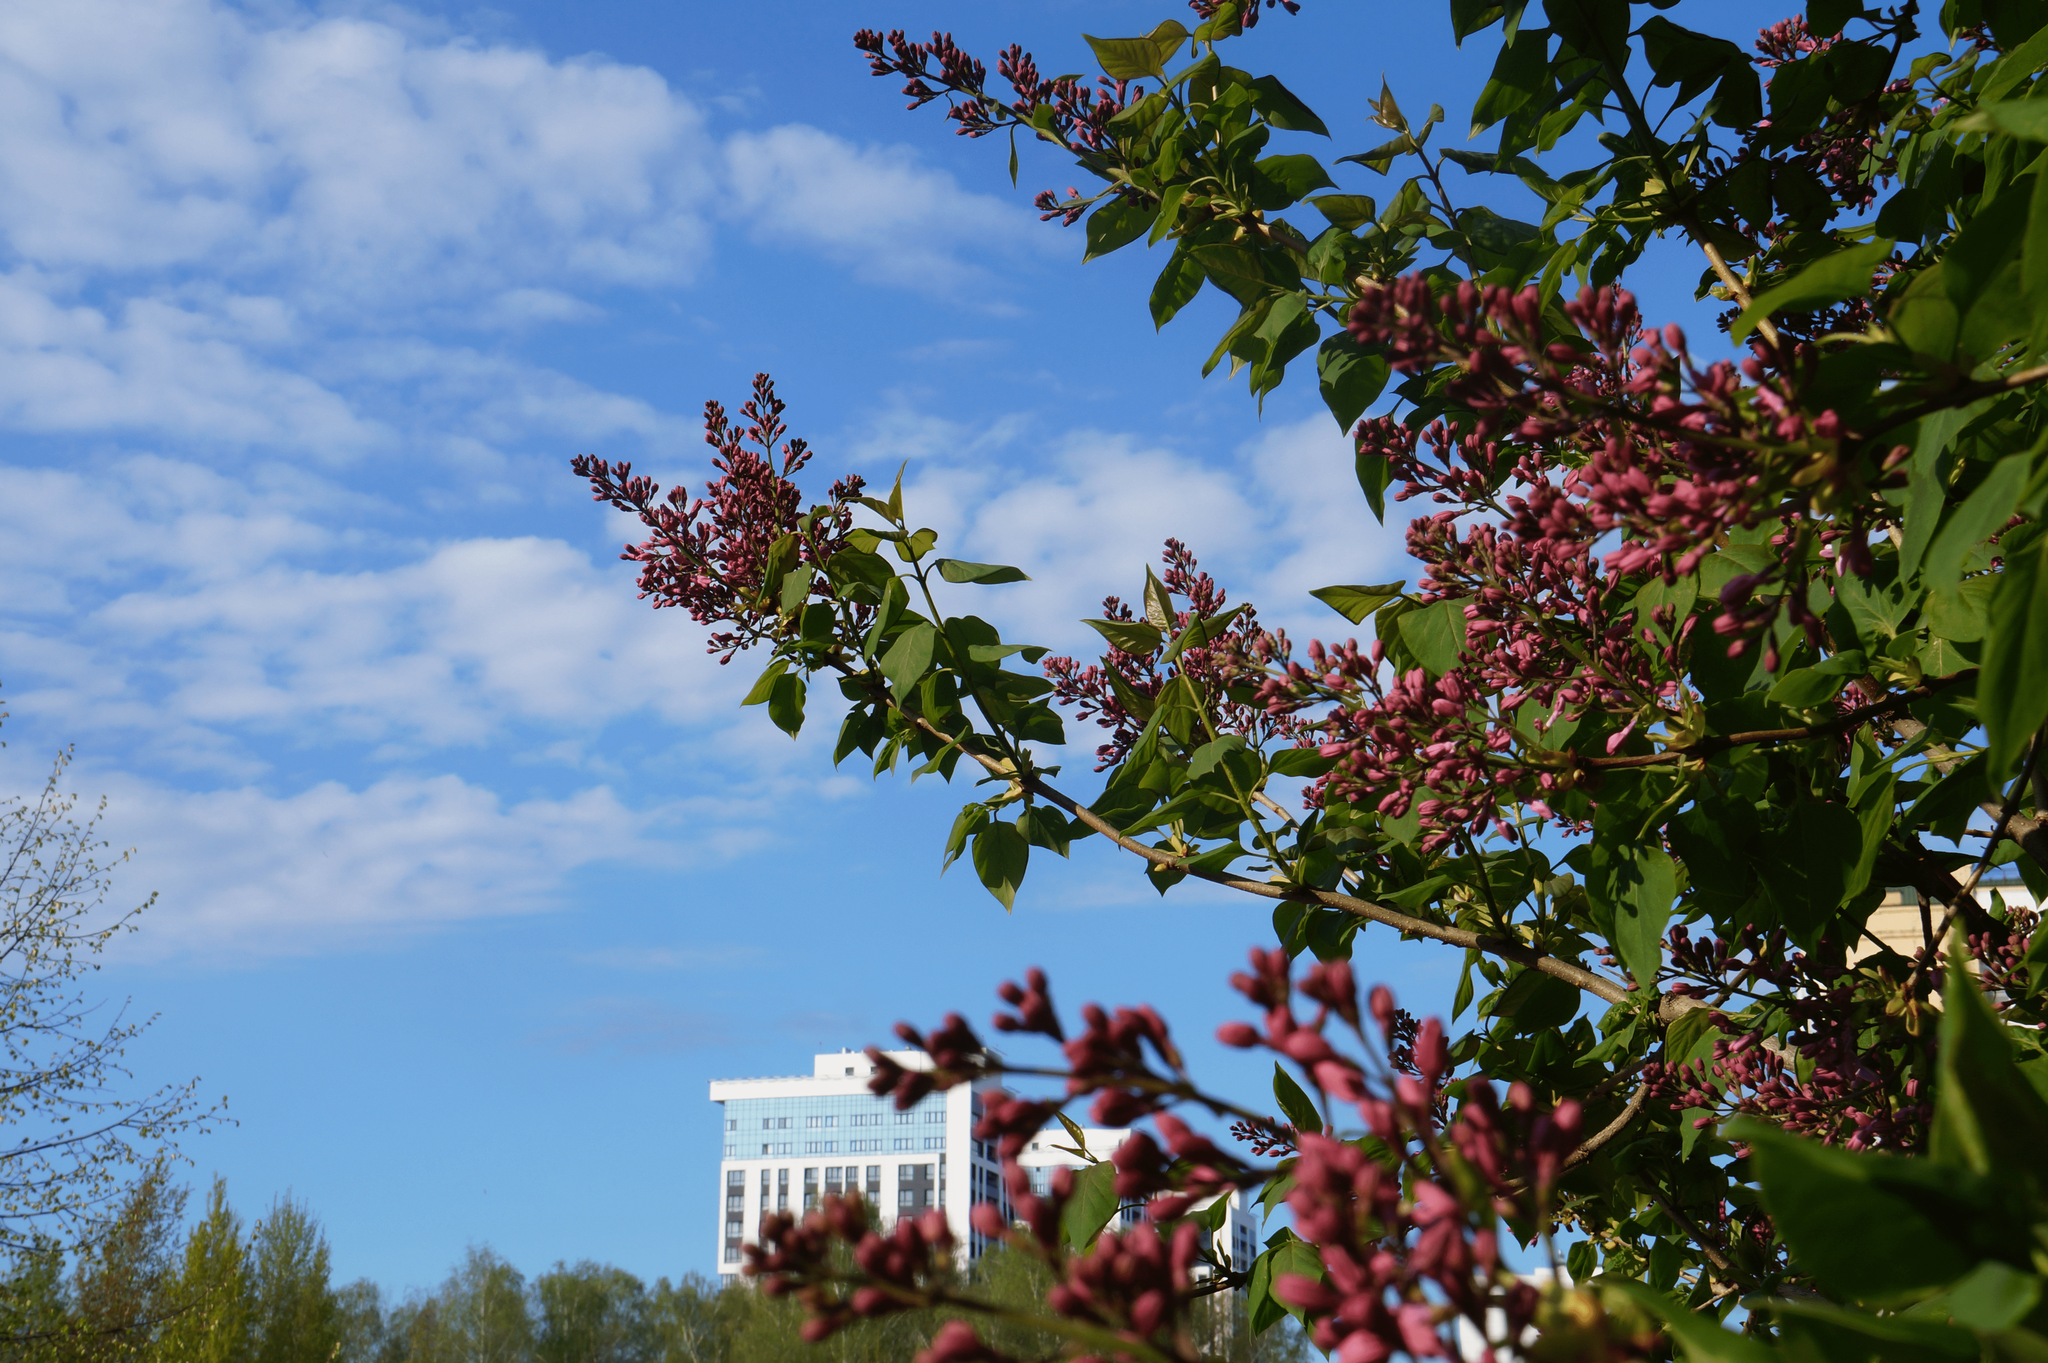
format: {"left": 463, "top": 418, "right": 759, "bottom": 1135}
{"left": 0, "top": 0, "right": 1788, "bottom": 1291}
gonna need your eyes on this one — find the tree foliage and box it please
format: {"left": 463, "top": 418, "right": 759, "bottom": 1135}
{"left": 0, "top": 747, "right": 218, "bottom": 1254}
{"left": 572, "top": 0, "right": 2048, "bottom": 1357}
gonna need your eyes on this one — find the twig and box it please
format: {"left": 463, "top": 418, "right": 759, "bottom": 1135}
{"left": 831, "top": 657, "right": 1633, "bottom": 1006}
{"left": 1906, "top": 734, "right": 2044, "bottom": 998}
{"left": 1576, "top": 673, "right": 1970, "bottom": 770}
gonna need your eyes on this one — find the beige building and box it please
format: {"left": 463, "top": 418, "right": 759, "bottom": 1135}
{"left": 1857, "top": 875, "right": 2040, "bottom": 960}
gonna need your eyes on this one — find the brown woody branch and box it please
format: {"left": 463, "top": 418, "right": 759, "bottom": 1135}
{"left": 1574, "top": 672, "right": 1971, "bottom": 771}
{"left": 830, "top": 659, "right": 1633, "bottom": 1006}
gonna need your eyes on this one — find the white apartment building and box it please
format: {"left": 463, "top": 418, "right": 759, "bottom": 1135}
{"left": 1014, "top": 1124, "right": 1262, "bottom": 1278}
{"left": 711, "top": 1049, "right": 1261, "bottom": 1281}
{"left": 709, "top": 1048, "right": 1011, "bottom": 1275}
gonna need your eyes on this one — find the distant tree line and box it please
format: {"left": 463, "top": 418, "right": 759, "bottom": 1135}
{"left": 0, "top": 1170, "right": 1312, "bottom": 1362}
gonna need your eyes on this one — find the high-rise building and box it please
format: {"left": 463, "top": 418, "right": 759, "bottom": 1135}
{"left": 1011, "top": 1122, "right": 1262, "bottom": 1280}
{"left": 709, "top": 1048, "right": 1010, "bottom": 1276}
{"left": 711, "top": 1048, "right": 1261, "bottom": 1283}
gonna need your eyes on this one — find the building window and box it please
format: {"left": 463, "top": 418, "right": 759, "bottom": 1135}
{"left": 723, "top": 1144, "right": 736, "bottom": 1157}
{"left": 728, "top": 1170, "right": 745, "bottom": 1187}
{"left": 893, "top": 1138, "right": 912, "bottom": 1151}
{"left": 924, "top": 1137, "right": 945, "bottom": 1151}
{"left": 926, "top": 1109, "right": 943, "bottom": 1123}
{"left": 895, "top": 1111, "right": 914, "bottom": 1125}
{"left": 727, "top": 1194, "right": 743, "bottom": 1212}
{"left": 726, "top": 1218, "right": 742, "bottom": 1236}
{"left": 922, "top": 1164, "right": 935, "bottom": 1180}
{"left": 724, "top": 1247, "right": 740, "bottom": 1264}
{"left": 923, "top": 1190, "right": 934, "bottom": 1207}
{"left": 898, "top": 1190, "right": 914, "bottom": 1207}
{"left": 726, "top": 1119, "right": 737, "bottom": 1131}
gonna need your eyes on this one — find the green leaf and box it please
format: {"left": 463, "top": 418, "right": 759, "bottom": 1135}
{"left": 1398, "top": 597, "right": 1467, "bottom": 676}
{"left": 1249, "top": 74, "right": 1330, "bottom": 135}
{"left": 1083, "top": 33, "right": 1170, "bottom": 80}
{"left": 1488, "top": 968, "right": 1580, "bottom": 1030}
{"left": 1250, "top": 153, "right": 1337, "bottom": 208}
{"left": 1807, "top": 0, "right": 1864, "bottom": 35}
{"left": 1984, "top": 531, "right": 2048, "bottom": 772}
{"left": 1016, "top": 806, "right": 1072, "bottom": 858}
{"left": 1310, "top": 582, "right": 1406, "bottom": 624}
{"left": 1763, "top": 799, "right": 1864, "bottom": 942}
{"left": 1966, "top": 99, "right": 2048, "bottom": 141}
{"left": 767, "top": 672, "right": 806, "bottom": 737}
{"left": 1981, "top": 22, "right": 2048, "bottom": 104}
{"left": 1272, "top": 1063, "right": 1322, "bottom": 1133}
{"left": 1084, "top": 196, "right": 1156, "bottom": 261}
{"left": 1269, "top": 747, "right": 1336, "bottom": 777}
{"left": 1060, "top": 1159, "right": 1120, "bottom": 1248}
{"left": 1308, "top": 194, "right": 1377, "bottom": 230}
{"left": 1470, "top": 26, "right": 1552, "bottom": 136}
{"left": 1586, "top": 843, "right": 1675, "bottom": 988}
{"left": 1766, "top": 666, "right": 1851, "bottom": 709}
{"left": 1732, "top": 239, "right": 1893, "bottom": 342}
{"left": 1931, "top": 937, "right": 2048, "bottom": 1181}
{"left": 1315, "top": 331, "right": 1390, "bottom": 431}
{"left": 1950, "top": 1261, "right": 2044, "bottom": 1329}
{"left": 943, "top": 804, "right": 989, "bottom": 873}
{"left": 1926, "top": 454, "right": 2028, "bottom": 599}
{"left": 1733, "top": 1116, "right": 2015, "bottom": 1299}
{"left": 1150, "top": 246, "right": 1207, "bottom": 328}
{"left": 1604, "top": 1279, "right": 1775, "bottom": 1363}
{"left": 741, "top": 658, "right": 790, "bottom": 707}
{"left": 935, "top": 558, "right": 1031, "bottom": 585}
{"left": 1143, "top": 566, "right": 1175, "bottom": 631}
{"left": 1247, "top": 1232, "right": 1324, "bottom": 1332}
{"left": 880, "top": 621, "right": 936, "bottom": 699}
{"left": 971, "top": 820, "right": 1029, "bottom": 910}
{"left": 1083, "top": 618, "right": 1165, "bottom": 657}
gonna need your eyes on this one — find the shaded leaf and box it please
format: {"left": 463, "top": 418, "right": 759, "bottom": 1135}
{"left": 936, "top": 558, "right": 1031, "bottom": 585}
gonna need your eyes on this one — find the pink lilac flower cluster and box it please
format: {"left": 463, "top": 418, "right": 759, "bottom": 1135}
{"left": 1186, "top": 0, "right": 1302, "bottom": 27}
{"left": 572, "top": 375, "right": 866, "bottom": 664}
{"left": 1045, "top": 540, "right": 1305, "bottom": 770}
{"left": 851, "top": 29, "right": 1136, "bottom": 161}
{"left": 1217, "top": 952, "right": 1592, "bottom": 1362}
{"left": 1644, "top": 923, "right": 1950, "bottom": 1152}
{"left": 1744, "top": 16, "right": 1909, "bottom": 216}
{"left": 750, "top": 953, "right": 1593, "bottom": 1363}
{"left": 1234, "top": 277, "right": 1901, "bottom": 847}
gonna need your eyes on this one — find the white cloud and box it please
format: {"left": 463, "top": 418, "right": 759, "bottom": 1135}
{"left": 866, "top": 406, "right": 1414, "bottom": 657}
{"left": 0, "top": 0, "right": 716, "bottom": 302}
{"left": 0, "top": 742, "right": 678, "bottom": 956}
{"left": 0, "top": 0, "right": 1054, "bottom": 465}
{"left": 0, "top": 458, "right": 740, "bottom": 763}
{"left": 723, "top": 125, "right": 1050, "bottom": 296}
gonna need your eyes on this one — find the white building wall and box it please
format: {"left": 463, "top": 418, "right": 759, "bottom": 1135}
{"left": 1014, "top": 1125, "right": 1262, "bottom": 1279}
{"left": 711, "top": 1054, "right": 1257, "bottom": 1280}
{"left": 709, "top": 1049, "right": 1006, "bottom": 1277}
